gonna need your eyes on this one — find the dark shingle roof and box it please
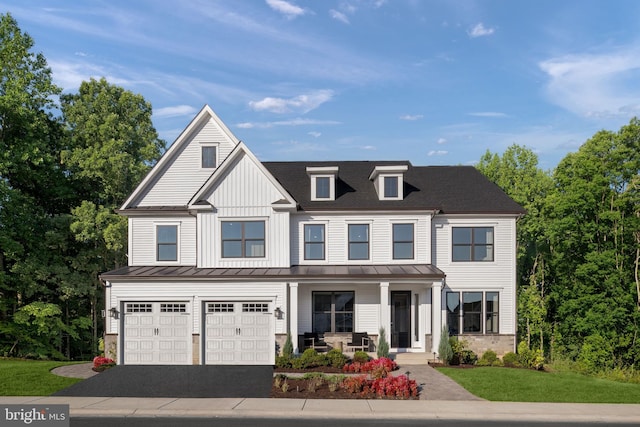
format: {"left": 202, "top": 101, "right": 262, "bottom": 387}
{"left": 263, "top": 162, "right": 525, "bottom": 214}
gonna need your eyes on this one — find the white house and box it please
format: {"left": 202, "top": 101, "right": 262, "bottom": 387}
{"left": 101, "top": 105, "right": 525, "bottom": 365}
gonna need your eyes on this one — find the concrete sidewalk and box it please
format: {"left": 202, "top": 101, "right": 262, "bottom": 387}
{"left": 2, "top": 396, "right": 640, "bottom": 423}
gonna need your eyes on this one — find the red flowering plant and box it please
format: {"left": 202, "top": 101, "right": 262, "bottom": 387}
{"left": 92, "top": 356, "right": 116, "bottom": 372}
{"left": 343, "top": 357, "right": 398, "bottom": 378}
{"left": 371, "top": 374, "right": 418, "bottom": 399}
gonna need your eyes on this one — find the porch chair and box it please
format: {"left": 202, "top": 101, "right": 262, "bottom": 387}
{"left": 347, "top": 332, "right": 370, "bottom": 352}
{"left": 303, "top": 332, "right": 328, "bottom": 352}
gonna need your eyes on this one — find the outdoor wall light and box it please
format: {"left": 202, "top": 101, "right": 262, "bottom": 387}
{"left": 109, "top": 307, "right": 119, "bottom": 319}
{"left": 274, "top": 307, "right": 283, "bottom": 319}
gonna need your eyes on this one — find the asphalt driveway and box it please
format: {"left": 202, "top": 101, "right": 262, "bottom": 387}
{"left": 53, "top": 365, "right": 273, "bottom": 398}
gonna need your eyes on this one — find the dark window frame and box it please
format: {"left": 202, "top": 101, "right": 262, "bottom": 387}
{"left": 392, "top": 223, "right": 414, "bottom": 259}
{"left": 304, "top": 224, "right": 325, "bottom": 260}
{"left": 348, "top": 224, "right": 370, "bottom": 260}
{"left": 315, "top": 176, "right": 331, "bottom": 199}
{"left": 452, "top": 227, "right": 494, "bottom": 262}
{"left": 312, "top": 291, "right": 354, "bottom": 333}
{"left": 445, "top": 291, "right": 499, "bottom": 335}
{"left": 221, "top": 221, "right": 266, "bottom": 258}
{"left": 156, "top": 224, "right": 178, "bottom": 261}
{"left": 201, "top": 145, "right": 217, "bottom": 168}
{"left": 383, "top": 176, "right": 399, "bottom": 198}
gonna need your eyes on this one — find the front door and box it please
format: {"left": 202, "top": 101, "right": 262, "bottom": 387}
{"left": 391, "top": 291, "right": 411, "bottom": 348}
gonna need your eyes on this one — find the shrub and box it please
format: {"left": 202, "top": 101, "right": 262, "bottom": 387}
{"left": 292, "top": 348, "right": 329, "bottom": 369}
{"left": 448, "top": 337, "right": 476, "bottom": 365}
{"left": 517, "top": 341, "right": 544, "bottom": 370}
{"left": 274, "top": 373, "right": 287, "bottom": 388}
{"left": 438, "top": 326, "right": 453, "bottom": 364}
{"left": 275, "top": 355, "right": 293, "bottom": 369}
{"left": 92, "top": 356, "right": 115, "bottom": 372}
{"left": 377, "top": 327, "right": 390, "bottom": 358}
{"left": 477, "top": 349, "right": 502, "bottom": 366}
{"left": 343, "top": 357, "right": 398, "bottom": 377}
{"left": 353, "top": 351, "right": 370, "bottom": 363}
{"left": 341, "top": 375, "right": 369, "bottom": 394}
{"left": 282, "top": 333, "right": 293, "bottom": 357}
{"left": 370, "top": 374, "right": 418, "bottom": 399}
{"left": 502, "top": 351, "right": 519, "bottom": 367}
{"left": 326, "top": 348, "right": 348, "bottom": 368}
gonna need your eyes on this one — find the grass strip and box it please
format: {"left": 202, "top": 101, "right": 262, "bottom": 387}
{"left": 0, "top": 359, "right": 84, "bottom": 396}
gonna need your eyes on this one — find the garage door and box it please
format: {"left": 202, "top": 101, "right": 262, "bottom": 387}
{"left": 123, "top": 302, "right": 191, "bottom": 365}
{"left": 204, "top": 302, "right": 274, "bottom": 365}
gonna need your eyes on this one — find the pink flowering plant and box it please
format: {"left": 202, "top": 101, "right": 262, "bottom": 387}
{"left": 92, "top": 356, "right": 115, "bottom": 372}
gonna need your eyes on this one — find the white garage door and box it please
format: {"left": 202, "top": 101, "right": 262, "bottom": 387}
{"left": 123, "top": 302, "right": 191, "bottom": 365}
{"left": 204, "top": 302, "right": 274, "bottom": 365}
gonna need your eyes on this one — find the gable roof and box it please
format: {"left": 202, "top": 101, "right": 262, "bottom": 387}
{"left": 263, "top": 161, "right": 526, "bottom": 214}
{"left": 120, "top": 105, "right": 239, "bottom": 210}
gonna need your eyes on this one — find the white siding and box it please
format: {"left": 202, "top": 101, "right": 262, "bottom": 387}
{"left": 129, "top": 215, "right": 197, "bottom": 266}
{"left": 291, "top": 213, "right": 431, "bottom": 265}
{"left": 198, "top": 153, "right": 291, "bottom": 268}
{"left": 432, "top": 215, "right": 518, "bottom": 334}
{"left": 137, "top": 118, "right": 237, "bottom": 207}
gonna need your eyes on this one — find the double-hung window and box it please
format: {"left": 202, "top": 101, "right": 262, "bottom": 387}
{"left": 312, "top": 291, "right": 354, "bottom": 333}
{"left": 392, "top": 223, "right": 414, "bottom": 259}
{"left": 348, "top": 224, "right": 369, "bottom": 260}
{"left": 315, "top": 177, "right": 330, "bottom": 199}
{"left": 201, "top": 145, "right": 217, "bottom": 168}
{"left": 221, "top": 221, "right": 265, "bottom": 258}
{"left": 446, "top": 291, "right": 499, "bottom": 334}
{"left": 452, "top": 227, "right": 494, "bottom": 261}
{"left": 156, "top": 225, "right": 178, "bottom": 262}
{"left": 384, "top": 176, "right": 399, "bottom": 198}
{"left": 304, "top": 224, "right": 325, "bottom": 260}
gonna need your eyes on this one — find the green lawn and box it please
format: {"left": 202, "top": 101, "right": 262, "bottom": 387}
{"left": 0, "top": 359, "right": 84, "bottom": 396}
{"left": 437, "top": 366, "right": 640, "bottom": 403}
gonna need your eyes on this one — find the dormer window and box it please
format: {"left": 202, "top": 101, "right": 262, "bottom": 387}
{"left": 307, "top": 166, "right": 339, "bottom": 201}
{"left": 369, "top": 165, "right": 407, "bottom": 200}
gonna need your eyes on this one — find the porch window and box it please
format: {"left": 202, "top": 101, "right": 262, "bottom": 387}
{"left": 392, "top": 223, "right": 414, "bottom": 259}
{"left": 156, "top": 225, "right": 177, "bottom": 261}
{"left": 348, "top": 224, "right": 369, "bottom": 260}
{"left": 446, "top": 291, "right": 499, "bottom": 335}
{"left": 304, "top": 224, "right": 325, "bottom": 260}
{"left": 312, "top": 291, "right": 354, "bottom": 333}
{"left": 452, "top": 227, "right": 494, "bottom": 262}
{"left": 221, "top": 221, "right": 265, "bottom": 258}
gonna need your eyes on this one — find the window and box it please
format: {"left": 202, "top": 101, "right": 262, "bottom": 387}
{"left": 157, "top": 225, "right": 177, "bottom": 261}
{"left": 348, "top": 224, "right": 369, "bottom": 260}
{"left": 315, "top": 177, "right": 330, "bottom": 199}
{"left": 304, "top": 224, "right": 325, "bottom": 260}
{"left": 201, "top": 145, "right": 217, "bottom": 168}
{"left": 393, "top": 223, "right": 414, "bottom": 259}
{"left": 446, "top": 291, "right": 499, "bottom": 334}
{"left": 208, "top": 303, "right": 234, "bottom": 313}
{"left": 312, "top": 291, "right": 354, "bottom": 333}
{"left": 384, "top": 176, "right": 399, "bottom": 198}
{"left": 161, "top": 303, "right": 186, "bottom": 313}
{"left": 126, "top": 303, "right": 152, "bottom": 313}
{"left": 452, "top": 227, "right": 494, "bottom": 261}
{"left": 243, "top": 303, "right": 269, "bottom": 313}
{"left": 221, "top": 221, "right": 265, "bottom": 258}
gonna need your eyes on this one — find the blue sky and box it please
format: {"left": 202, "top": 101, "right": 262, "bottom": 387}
{"left": 4, "top": 1, "right": 640, "bottom": 169}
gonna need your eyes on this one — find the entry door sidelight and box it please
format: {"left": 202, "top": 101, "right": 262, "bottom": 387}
{"left": 391, "top": 291, "right": 411, "bottom": 348}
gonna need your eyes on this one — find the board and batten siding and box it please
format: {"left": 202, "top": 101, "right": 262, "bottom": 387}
{"left": 197, "top": 153, "right": 291, "bottom": 268}
{"left": 106, "top": 280, "right": 287, "bottom": 336}
{"left": 431, "top": 215, "right": 518, "bottom": 335}
{"left": 129, "top": 215, "right": 197, "bottom": 266}
{"left": 137, "top": 118, "right": 237, "bottom": 207}
{"left": 290, "top": 213, "right": 431, "bottom": 265}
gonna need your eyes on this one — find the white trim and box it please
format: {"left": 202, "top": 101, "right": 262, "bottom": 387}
{"left": 391, "top": 220, "right": 417, "bottom": 261}
{"left": 154, "top": 221, "right": 181, "bottom": 264}
{"left": 300, "top": 221, "right": 328, "bottom": 263}
{"left": 199, "top": 142, "right": 219, "bottom": 170}
{"left": 345, "top": 220, "right": 373, "bottom": 263}
{"left": 218, "top": 216, "right": 269, "bottom": 261}
{"left": 310, "top": 175, "right": 335, "bottom": 201}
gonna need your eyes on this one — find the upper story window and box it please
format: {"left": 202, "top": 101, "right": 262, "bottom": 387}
{"left": 156, "top": 224, "right": 178, "bottom": 262}
{"left": 221, "top": 221, "right": 265, "bottom": 258}
{"left": 348, "top": 224, "right": 369, "bottom": 260}
{"left": 304, "top": 224, "right": 325, "bottom": 260}
{"left": 201, "top": 145, "right": 217, "bottom": 168}
{"left": 452, "top": 227, "right": 494, "bottom": 262}
{"left": 446, "top": 291, "right": 499, "bottom": 335}
{"left": 369, "top": 165, "right": 407, "bottom": 200}
{"left": 307, "top": 166, "right": 338, "bottom": 201}
{"left": 392, "top": 223, "right": 414, "bottom": 260}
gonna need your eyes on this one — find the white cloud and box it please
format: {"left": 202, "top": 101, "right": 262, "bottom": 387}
{"left": 399, "top": 114, "right": 423, "bottom": 121}
{"left": 330, "top": 9, "right": 350, "bottom": 24}
{"left": 154, "top": 105, "right": 198, "bottom": 118}
{"left": 468, "top": 23, "right": 495, "bottom": 38}
{"left": 539, "top": 46, "right": 640, "bottom": 119}
{"left": 308, "top": 131, "right": 322, "bottom": 138}
{"left": 249, "top": 90, "right": 334, "bottom": 114}
{"left": 265, "top": 0, "right": 306, "bottom": 18}
{"left": 236, "top": 118, "right": 341, "bottom": 129}
{"left": 469, "top": 112, "right": 508, "bottom": 118}
{"left": 428, "top": 150, "right": 448, "bottom": 156}
{"left": 437, "top": 138, "right": 447, "bottom": 145}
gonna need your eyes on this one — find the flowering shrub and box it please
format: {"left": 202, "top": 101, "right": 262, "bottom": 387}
{"left": 341, "top": 375, "right": 369, "bottom": 394}
{"left": 92, "top": 356, "right": 115, "bottom": 372}
{"left": 371, "top": 375, "right": 418, "bottom": 399}
{"left": 343, "top": 357, "right": 398, "bottom": 378}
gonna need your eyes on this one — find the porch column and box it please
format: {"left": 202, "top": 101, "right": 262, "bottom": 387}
{"left": 431, "top": 280, "right": 443, "bottom": 355}
{"left": 379, "top": 282, "right": 390, "bottom": 341}
{"left": 289, "top": 282, "right": 299, "bottom": 353}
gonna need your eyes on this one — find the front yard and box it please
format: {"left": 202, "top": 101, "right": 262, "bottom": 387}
{"left": 0, "top": 359, "right": 83, "bottom": 396}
